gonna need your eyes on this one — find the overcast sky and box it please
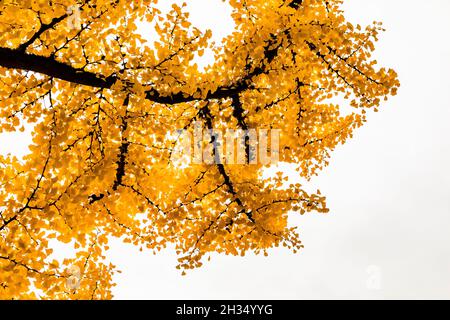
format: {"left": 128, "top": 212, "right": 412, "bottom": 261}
{"left": 1, "top": 0, "right": 449, "bottom": 299}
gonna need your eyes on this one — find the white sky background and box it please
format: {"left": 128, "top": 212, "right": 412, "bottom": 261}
{"left": 1, "top": 0, "right": 450, "bottom": 299}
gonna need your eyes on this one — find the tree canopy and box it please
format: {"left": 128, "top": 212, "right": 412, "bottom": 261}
{"left": 0, "top": 0, "right": 399, "bottom": 299}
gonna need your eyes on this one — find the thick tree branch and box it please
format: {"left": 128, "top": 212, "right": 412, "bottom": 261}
{"left": 0, "top": 30, "right": 283, "bottom": 106}
{"left": 0, "top": 47, "right": 116, "bottom": 88}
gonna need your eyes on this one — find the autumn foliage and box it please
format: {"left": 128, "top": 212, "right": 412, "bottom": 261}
{"left": 0, "top": 0, "right": 399, "bottom": 299}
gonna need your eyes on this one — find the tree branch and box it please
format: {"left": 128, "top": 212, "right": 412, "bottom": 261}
{"left": 0, "top": 47, "right": 116, "bottom": 88}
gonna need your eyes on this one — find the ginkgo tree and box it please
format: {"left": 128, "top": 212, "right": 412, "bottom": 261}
{"left": 0, "top": 0, "right": 399, "bottom": 299}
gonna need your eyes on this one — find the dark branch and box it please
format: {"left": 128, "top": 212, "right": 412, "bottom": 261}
{"left": 0, "top": 47, "right": 116, "bottom": 88}
{"left": 0, "top": 30, "right": 284, "bottom": 105}
{"left": 288, "top": 0, "right": 303, "bottom": 9}
{"left": 18, "top": 14, "right": 68, "bottom": 52}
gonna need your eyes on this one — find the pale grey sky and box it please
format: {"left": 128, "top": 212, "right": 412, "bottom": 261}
{"left": 1, "top": 0, "right": 449, "bottom": 299}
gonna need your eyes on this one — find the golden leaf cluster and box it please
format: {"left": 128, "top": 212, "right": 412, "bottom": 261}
{"left": 0, "top": 0, "right": 399, "bottom": 299}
